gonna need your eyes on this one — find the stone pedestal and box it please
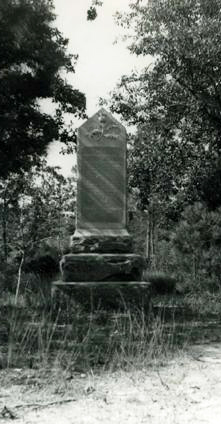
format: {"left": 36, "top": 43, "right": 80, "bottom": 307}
{"left": 52, "top": 281, "right": 151, "bottom": 311}
{"left": 60, "top": 253, "right": 144, "bottom": 282}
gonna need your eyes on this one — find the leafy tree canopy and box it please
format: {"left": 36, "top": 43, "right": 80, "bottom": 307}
{"left": 0, "top": 159, "right": 76, "bottom": 262}
{"left": 87, "top": 1, "right": 103, "bottom": 21}
{"left": 0, "top": 0, "right": 86, "bottom": 179}
{"left": 106, "top": 0, "right": 221, "bottom": 210}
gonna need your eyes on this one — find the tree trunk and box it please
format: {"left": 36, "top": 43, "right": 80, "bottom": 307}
{"left": 145, "top": 207, "right": 156, "bottom": 269}
{"left": 151, "top": 210, "right": 156, "bottom": 269}
{"left": 145, "top": 213, "right": 151, "bottom": 266}
{"left": 15, "top": 251, "right": 24, "bottom": 305}
{"left": 2, "top": 193, "right": 8, "bottom": 262}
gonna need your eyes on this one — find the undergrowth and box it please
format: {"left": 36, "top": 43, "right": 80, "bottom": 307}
{"left": 1, "top": 271, "right": 221, "bottom": 373}
{"left": 0, "top": 288, "right": 190, "bottom": 372}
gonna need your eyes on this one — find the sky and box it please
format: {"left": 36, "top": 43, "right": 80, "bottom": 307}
{"left": 47, "top": 0, "right": 149, "bottom": 176}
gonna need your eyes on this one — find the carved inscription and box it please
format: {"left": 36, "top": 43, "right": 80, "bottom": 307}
{"left": 78, "top": 147, "right": 125, "bottom": 226}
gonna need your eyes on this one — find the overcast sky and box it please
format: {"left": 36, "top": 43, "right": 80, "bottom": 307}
{"left": 47, "top": 0, "right": 148, "bottom": 175}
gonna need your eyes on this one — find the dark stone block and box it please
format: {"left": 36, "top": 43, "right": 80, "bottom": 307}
{"left": 52, "top": 281, "right": 152, "bottom": 311}
{"left": 71, "top": 234, "right": 133, "bottom": 254}
{"left": 60, "top": 253, "right": 144, "bottom": 282}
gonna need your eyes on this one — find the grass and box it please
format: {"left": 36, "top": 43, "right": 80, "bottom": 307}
{"left": 182, "top": 289, "right": 221, "bottom": 317}
{"left": 1, "top": 274, "right": 221, "bottom": 373}
{"left": 0, "top": 289, "right": 189, "bottom": 373}
{"left": 0, "top": 315, "right": 199, "bottom": 372}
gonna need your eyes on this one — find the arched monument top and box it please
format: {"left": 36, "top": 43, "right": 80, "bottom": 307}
{"left": 78, "top": 108, "right": 126, "bottom": 145}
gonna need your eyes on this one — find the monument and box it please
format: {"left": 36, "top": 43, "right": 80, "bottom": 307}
{"left": 54, "top": 108, "right": 150, "bottom": 309}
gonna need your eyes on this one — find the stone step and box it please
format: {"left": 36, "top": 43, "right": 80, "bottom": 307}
{"left": 60, "top": 253, "right": 144, "bottom": 282}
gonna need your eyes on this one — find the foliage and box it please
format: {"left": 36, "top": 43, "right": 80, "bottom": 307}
{"left": 183, "top": 289, "right": 221, "bottom": 316}
{"left": 192, "top": 159, "right": 221, "bottom": 210}
{"left": 87, "top": 6, "right": 97, "bottom": 21}
{"left": 127, "top": 130, "right": 191, "bottom": 214}
{"left": 117, "top": 0, "right": 221, "bottom": 140}
{"left": 0, "top": 0, "right": 86, "bottom": 179}
{"left": 107, "top": 0, "right": 221, "bottom": 210}
{"left": 0, "top": 161, "right": 76, "bottom": 264}
{"left": 155, "top": 203, "right": 221, "bottom": 291}
{"left": 129, "top": 202, "right": 221, "bottom": 293}
{"left": 87, "top": 0, "right": 103, "bottom": 20}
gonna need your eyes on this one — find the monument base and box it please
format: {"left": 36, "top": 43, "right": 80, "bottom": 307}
{"left": 52, "top": 281, "right": 152, "bottom": 311}
{"left": 60, "top": 253, "right": 144, "bottom": 282}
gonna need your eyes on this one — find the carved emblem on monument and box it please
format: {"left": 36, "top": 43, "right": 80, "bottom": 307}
{"left": 88, "top": 109, "right": 122, "bottom": 141}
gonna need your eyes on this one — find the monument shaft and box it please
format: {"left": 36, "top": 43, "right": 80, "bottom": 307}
{"left": 75, "top": 108, "right": 128, "bottom": 237}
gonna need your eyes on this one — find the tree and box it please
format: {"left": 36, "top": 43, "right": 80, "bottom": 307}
{"left": 0, "top": 174, "right": 22, "bottom": 262}
{"left": 171, "top": 202, "right": 221, "bottom": 289}
{"left": 107, "top": 0, "right": 221, "bottom": 210}
{"left": 118, "top": 0, "right": 221, "bottom": 137}
{"left": 0, "top": 160, "right": 77, "bottom": 266}
{"left": 0, "top": 0, "right": 86, "bottom": 179}
{"left": 127, "top": 127, "right": 190, "bottom": 265}
{"left": 87, "top": 1, "right": 103, "bottom": 21}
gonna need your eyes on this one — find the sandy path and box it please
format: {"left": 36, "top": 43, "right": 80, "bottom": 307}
{"left": 1, "top": 343, "right": 221, "bottom": 424}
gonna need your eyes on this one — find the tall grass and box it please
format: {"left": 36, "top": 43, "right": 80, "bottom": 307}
{"left": 2, "top": 269, "right": 217, "bottom": 373}
{"left": 1, "top": 294, "right": 189, "bottom": 372}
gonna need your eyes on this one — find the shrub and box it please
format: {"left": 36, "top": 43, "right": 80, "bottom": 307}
{"left": 171, "top": 202, "right": 221, "bottom": 291}
{"left": 0, "top": 263, "right": 18, "bottom": 292}
{"left": 144, "top": 271, "right": 176, "bottom": 294}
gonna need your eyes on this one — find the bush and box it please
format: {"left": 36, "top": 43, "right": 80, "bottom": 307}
{"left": 24, "top": 241, "right": 62, "bottom": 278}
{"left": 168, "top": 202, "right": 221, "bottom": 291}
{"left": 144, "top": 271, "right": 176, "bottom": 294}
{"left": 0, "top": 263, "right": 18, "bottom": 292}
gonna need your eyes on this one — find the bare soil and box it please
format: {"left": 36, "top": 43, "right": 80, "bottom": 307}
{"left": 1, "top": 343, "right": 221, "bottom": 424}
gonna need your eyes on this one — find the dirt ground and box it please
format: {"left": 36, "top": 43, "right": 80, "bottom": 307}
{"left": 1, "top": 343, "right": 221, "bottom": 424}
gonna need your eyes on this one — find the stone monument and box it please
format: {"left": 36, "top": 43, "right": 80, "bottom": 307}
{"left": 54, "top": 108, "right": 150, "bottom": 310}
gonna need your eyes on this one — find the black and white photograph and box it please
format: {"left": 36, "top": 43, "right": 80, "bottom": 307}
{"left": 1, "top": 1, "right": 221, "bottom": 423}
